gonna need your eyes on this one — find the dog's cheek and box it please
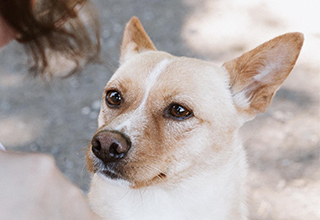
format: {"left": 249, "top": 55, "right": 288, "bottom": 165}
{"left": 164, "top": 124, "right": 223, "bottom": 174}
{"left": 152, "top": 121, "right": 201, "bottom": 175}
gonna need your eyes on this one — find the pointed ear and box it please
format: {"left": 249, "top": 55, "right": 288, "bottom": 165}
{"left": 120, "top": 17, "right": 156, "bottom": 64}
{"left": 223, "top": 32, "right": 304, "bottom": 120}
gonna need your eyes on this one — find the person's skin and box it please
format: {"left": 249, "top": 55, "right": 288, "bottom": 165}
{"left": 0, "top": 13, "right": 101, "bottom": 220}
{"left": 0, "top": 14, "right": 16, "bottom": 47}
{"left": 0, "top": 151, "right": 101, "bottom": 220}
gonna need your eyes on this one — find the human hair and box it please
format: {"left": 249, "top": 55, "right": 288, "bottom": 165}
{"left": 0, "top": 0, "right": 101, "bottom": 77}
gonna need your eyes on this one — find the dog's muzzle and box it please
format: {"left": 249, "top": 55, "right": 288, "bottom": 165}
{"left": 91, "top": 130, "right": 131, "bottom": 164}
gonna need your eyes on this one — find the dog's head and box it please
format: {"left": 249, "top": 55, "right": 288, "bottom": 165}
{"left": 86, "top": 17, "right": 303, "bottom": 188}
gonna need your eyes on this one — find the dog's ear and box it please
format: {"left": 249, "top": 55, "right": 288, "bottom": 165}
{"left": 223, "top": 32, "right": 303, "bottom": 121}
{"left": 120, "top": 17, "right": 156, "bottom": 64}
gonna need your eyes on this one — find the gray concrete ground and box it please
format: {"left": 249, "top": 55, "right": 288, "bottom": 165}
{"left": 0, "top": 0, "right": 319, "bottom": 219}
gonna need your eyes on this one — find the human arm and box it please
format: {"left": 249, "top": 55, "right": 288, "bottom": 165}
{"left": 0, "top": 150, "right": 101, "bottom": 220}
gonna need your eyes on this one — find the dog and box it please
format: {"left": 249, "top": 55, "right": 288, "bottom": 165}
{"left": 86, "top": 17, "right": 303, "bottom": 220}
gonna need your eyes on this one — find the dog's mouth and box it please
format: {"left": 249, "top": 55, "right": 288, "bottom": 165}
{"left": 101, "top": 168, "right": 122, "bottom": 179}
{"left": 95, "top": 160, "right": 168, "bottom": 187}
{"left": 101, "top": 169, "right": 167, "bottom": 184}
{"left": 154, "top": 172, "right": 167, "bottom": 180}
{"left": 96, "top": 161, "right": 124, "bottom": 180}
{"left": 148, "top": 172, "right": 168, "bottom": 185}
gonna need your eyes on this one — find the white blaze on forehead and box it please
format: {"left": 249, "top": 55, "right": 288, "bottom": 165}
{"left": 115, "top": 58, "right": 171, "bottom": 131}
{"left": 140, "top": 58, "right": 172, "bottom": 108}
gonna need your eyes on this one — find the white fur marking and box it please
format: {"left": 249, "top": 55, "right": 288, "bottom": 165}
{"left": 233, "top": 91, "right": 250, "bottom": 109}
{"left": 115, "top": 59, "right": 171, "bottom": 131}
{"left": 254, "top": 62, "right": 279, "bottom": 82}
{"left": 140, "top": 59, "right": 171, "bottom": 108}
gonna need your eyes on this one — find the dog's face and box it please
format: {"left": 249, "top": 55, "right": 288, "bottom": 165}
{"left": 87, "top": 51, "right": 238, "bottom": 188}
{"left": 86, "top": 17, "right": 303, "bottom": 189}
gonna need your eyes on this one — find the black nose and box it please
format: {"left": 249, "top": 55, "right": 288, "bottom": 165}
{"left": 91, "top": 131, "right": 131, "bottom": 163}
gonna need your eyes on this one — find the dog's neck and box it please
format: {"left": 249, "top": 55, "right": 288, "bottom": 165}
{"left": 88, "top": 134, "right": 248, "bottom": 220}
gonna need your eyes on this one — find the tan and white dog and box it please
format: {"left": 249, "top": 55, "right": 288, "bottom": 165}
{"left": 86, "top": 17, "right": 303, "bottom": 220}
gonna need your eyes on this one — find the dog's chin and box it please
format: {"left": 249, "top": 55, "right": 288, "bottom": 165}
{"left": 96, "top": 171, "right": 131, "bottom": 187}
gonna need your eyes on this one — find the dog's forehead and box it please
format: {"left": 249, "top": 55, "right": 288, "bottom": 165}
{"left": 158, "top": 57, "right": 227, "bottom": 92}
{"left": 109, "top": 51, "right": 229, "bottom": 98}
{"left": 113, "top": 51, "right": 172, "bottom": 81}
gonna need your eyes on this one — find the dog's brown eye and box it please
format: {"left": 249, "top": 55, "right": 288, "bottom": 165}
{"left": 106, "top": 90, "right": 122, "bottom": 108}
{"left": 167, "top": 103, "right": 193, "bottom": 120}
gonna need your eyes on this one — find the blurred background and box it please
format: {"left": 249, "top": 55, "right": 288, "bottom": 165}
{"left": 0, "top": 0, "right": 319, "bottom": 219}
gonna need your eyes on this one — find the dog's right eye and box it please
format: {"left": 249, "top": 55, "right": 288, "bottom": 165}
{"left": 106, "top": 90, "right": 123, "bottom": 108}
{"left": 165, "top": 103, "right": 193, "bottom": 120}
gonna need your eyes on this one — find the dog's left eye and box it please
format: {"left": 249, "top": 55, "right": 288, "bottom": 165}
{"left": 166, "top": 103, "right": 193, "bottom": 120}
{"left": 106, "top": 90, "right": 123, "bottom": 108}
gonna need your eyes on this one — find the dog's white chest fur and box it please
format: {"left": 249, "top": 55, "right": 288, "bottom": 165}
{"left": 88, "top": 140, "right": 247, "bottom": 220}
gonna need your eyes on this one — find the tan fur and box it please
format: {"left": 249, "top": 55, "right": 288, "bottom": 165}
{"left": 120, "top": 16, "right": 156, "bottom": 64}
{"left": 90, "top": 51, "right": 236, "bottom": 187}
{"left": 223, "top": 33, "right": 304, "bottom": 116}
